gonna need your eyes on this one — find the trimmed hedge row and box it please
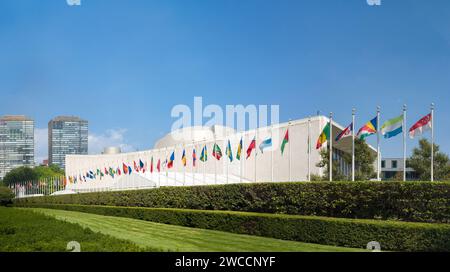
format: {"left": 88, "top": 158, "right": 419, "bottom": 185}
{"left": 18, "top": 203, "right": 450, "bottom": 252}
{"left": 14, "top": 182, "right": 450, "bottom": 223}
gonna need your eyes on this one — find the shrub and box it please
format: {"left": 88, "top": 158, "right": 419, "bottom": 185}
{"left": 17, "top": 204, "right": 450, "bottom": 252}
{"left": 0, "top": 186, "right": 14, "bottom": 206}
{"left": 14, "top": 181, "right": 450, "bottom": 223}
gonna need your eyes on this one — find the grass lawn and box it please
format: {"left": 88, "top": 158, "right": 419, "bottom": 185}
{"left": 0, "top": 207, "right": 151, "bottom": 252}
{"left": 27, "top": 208, "right": 364, "bottom": 252}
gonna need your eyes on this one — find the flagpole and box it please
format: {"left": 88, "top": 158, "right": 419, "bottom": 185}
{"left": 377, "top": 106, "right": 381, "bottom": 181}
{"left": 352, "top": 108, "right": 356, "bottom": 182}
{"left": 183, "top": 144, "right": 186, "bottom": 186}
{"left": 308, "top": 116, "right": 311, "bottom": 182}
{"left": 431, "top": 103, "right": 435, "bottom": 182}
{"left": 254, "top": 128, "right": 258, "bottom": 183}
{"left": 226, "top": 141, "right": 229, "bottom": 184}
{"left": 203, "top": 139, "right": 206, "bottom": 185}
{"left": 329, "top": 112, "right": 333, "bottom": 182}
{"left": 240, "top": 136, "right": 244, "bottom": 183}
{"left": 192, "top": 141, "right": 195, "bottom": 186}
{"left": 403, "top": 104, "right": 407, "bottom": 182}
{"left": 288, "top": 119, "right": 292, "bottom": 182}
{"left": 271, "top": 125, "right": 274, "bottom": 182}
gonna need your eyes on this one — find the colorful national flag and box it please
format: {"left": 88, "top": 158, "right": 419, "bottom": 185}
{"left": 123, "top": 163, "right": 129, "bottom": 174}
{"left": 200, "top": 146, "right": 208, "bottom": 162}
{"left": 226, "top": 140, "right": 233, "bottom": 162}
{"left": 236, "top": 138, "right": 243, "bottom": 160}
{"left": 150, "top": 157, "right": 154, "bottom": 173}
{"left": 357, "top": 117, "right": 378, "bottom": 140}
{"left": 281, "top": 130, "right": 289, "bottom": 155}
{"left": 409, "top": 113, "right": 432, "bottom": 139}
{"left": 168, "top": 152, "right": 175, "bottom": 169}
{"left": 134, "top": 161, "right": 139, "bottom": 172}
{"left": 246, "top": 137, "right": 256, "bottom": 159}
{"left": 157, "top": 159, "right": 161, "bottom": 172}
{"left": 193, "top": 149, "right": 197, "bottom": 167}
{"left": 381, "top": 115, "right": 403, "bottom": 139}
{"left": 213, "top": 143, "right": 222, "bottom": 160}
{"left": 316, "top": 122, "right": 331, "bottom": 149}
{"left": 259, "top": 138, "right": 272, "bottom": 153}
{"left": 128, "top": 166, "right": 132, "bottom": 175}
{"left": 182, "top": 150, "right": 187, "bottom": 167}
{"left": 139, "top": 159, "right": 145, "bottom": 171}
{"left": 335, "top": 123, "right": 353, "bottom": 142}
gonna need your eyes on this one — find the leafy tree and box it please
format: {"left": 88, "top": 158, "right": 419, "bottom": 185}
{"left": 316, "top": 138, "right": 376, "bottom": 181}
{"left": 2, "top": 165, "right": 65, "bottom": 186}
{"left": 2, "top": 167, "right": 37, "bottom": 186}
{"left": 407, "top": 139, "right": 450, "bottom": 181}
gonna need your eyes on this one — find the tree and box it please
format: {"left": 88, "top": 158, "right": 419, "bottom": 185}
{"left": 2, "top": 165, "right": 65, "bottom": 186}
{"left": 2, "top": 167, "right": 37, "bottom": 186}
{"left": 407, "top": 139, "right": 450, "bottom": 181}
{"left": 316, "top": 138, "right": 376, "bottom": 181}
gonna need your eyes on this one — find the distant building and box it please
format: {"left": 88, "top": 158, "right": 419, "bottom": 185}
{"left": 48, "top": 116, "right": 88, "bottom": 169}
{"left": 102, "top": 147, "right": 121, "bottom": 155}
{"left": 381, "top": 158, "right": 418, "bottom": 180}
{"left": 0, "top": 115, "right": 35, "bottom": 179}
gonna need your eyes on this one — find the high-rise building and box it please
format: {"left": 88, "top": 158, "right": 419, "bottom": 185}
{"left": 48, "top": 116, "right": 88, "bottom": 169}
{"left": 0, "top": 115, "right": 35, "bottom": 180}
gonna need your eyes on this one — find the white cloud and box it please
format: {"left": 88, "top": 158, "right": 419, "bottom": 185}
{"left": 88, "top": 128, "right": 135, "bottom": 154}
{"left": 35, "top": 128, "right": 48, "bottom": 165}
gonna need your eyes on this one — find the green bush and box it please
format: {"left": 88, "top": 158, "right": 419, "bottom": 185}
{"left": 17, "top": 204, "right": 450, "bottom": 252}
{"left": 0, "top": 186, "right": 14, "bottom": 206}
{"left": 14, "top": 181, "right": 450, "bottom": 223}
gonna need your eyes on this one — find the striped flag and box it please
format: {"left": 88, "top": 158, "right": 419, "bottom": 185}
{"left": 381, "top": 115, "right": 403, "bottom": 139}
{"left": 335, "top": 123, "right": 353, "bottom": 142}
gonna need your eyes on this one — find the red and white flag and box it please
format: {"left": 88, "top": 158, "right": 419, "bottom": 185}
{"left": 409, "top": 113, "right": 432, "bottom": 139}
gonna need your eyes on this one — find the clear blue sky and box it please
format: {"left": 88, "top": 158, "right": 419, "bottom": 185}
{"left": 0, "top": 0, "right": 449, "bottom": 163}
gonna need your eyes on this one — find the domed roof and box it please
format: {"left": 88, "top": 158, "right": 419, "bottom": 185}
{"left": 154, "top": 125, "right": 236, "bottom": 149}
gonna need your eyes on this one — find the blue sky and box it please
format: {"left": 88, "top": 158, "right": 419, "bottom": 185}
{"left": 0, "top": 0, "right": 449, "bottom": 163}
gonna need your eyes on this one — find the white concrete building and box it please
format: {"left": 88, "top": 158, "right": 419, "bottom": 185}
{"left": 65, "top": 116, "right": 377, "bottom": 193}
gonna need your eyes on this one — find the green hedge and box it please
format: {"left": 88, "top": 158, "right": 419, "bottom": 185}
{"left": 14, "top": 181, "right": 450, "bottom": 223}
{"left": 17, "top": 203, "right": 450, "bottom": 252}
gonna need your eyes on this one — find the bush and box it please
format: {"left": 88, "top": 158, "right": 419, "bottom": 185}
{"left": 0, "top": 186, "right": 14, "bottom": 206}
{"left": 14, "top": 181, "right": 450, "bottom": 223}
{"left": 16, "top": 204, "right": 450, "bottom": 252}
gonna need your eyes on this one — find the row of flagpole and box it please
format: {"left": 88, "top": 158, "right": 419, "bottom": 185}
{"left": 11, "top": 176, "right": 65, "bottom": 198}
{"left": 328, "top": 103, "right": 435, "bottom": 182}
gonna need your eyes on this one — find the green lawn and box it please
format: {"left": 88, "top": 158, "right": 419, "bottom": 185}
{"left": 0, "top": 207, "right": 151, "bottom": 252}
{"left": 27, "top": 208, "right": 364, "bottom": 252}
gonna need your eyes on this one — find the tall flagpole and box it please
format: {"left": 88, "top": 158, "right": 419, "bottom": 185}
{"left": 329, "top": 112, "right": 333, "bottom": 182}
{"left": 240, "top": 135, "right": 243, "bottom": 183}
{"left": 431, "top": 103, "right": 435, "bottom": 182}
{"left": 377, "top": 106, "right": 381, "bottom": 181}
{"left": 183, "top": 144, "right": 186, "bottom": 186}
{"left": 403, "top": 104, "right": 407, "bottom": 182}
{"left": 288, "top": 119, "right": 292, "bottom": 182}
{"left": 271, "top": 125, "right": 274, "bottom": 182}
{"left": 352, "top": 108, "right": 356, "bottom": 182}
{"left": 254, "top": 128, "right": 258, "bottom": 183}
{"left": 308, "top": 117, "right": 311, "bottom": 182}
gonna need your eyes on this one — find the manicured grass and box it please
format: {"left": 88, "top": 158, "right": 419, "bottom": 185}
{"left": 28, "top": 208, "right": 364, "bottom": 252}
{"left": 0, "top": 207, "right": 151, "bottom": 252}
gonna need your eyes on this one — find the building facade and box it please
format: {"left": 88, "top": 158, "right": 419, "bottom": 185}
{"left": 0, "top": 115, "right": 35, "bottom": 180}
{"left": 48, "top": 116, "right": 88, "bottom": 169}
{"left": 65, "top": 116, "right": 377, "bottom": 192}
{"left": 381, "top": 158, "right": 418, "bottom": 180}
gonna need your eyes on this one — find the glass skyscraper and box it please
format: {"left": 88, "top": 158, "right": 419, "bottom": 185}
{"left": 0, "top": 115, "right": 35, "bottom": 180}
{"left": 48, "top": 116, "right": 88, "bottom": 169}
